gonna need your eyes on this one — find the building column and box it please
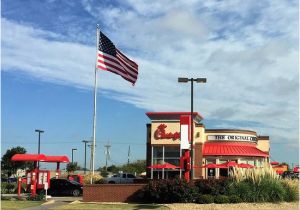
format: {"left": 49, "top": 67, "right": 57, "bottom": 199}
{"left": 151, "top": 146, "right": 153, "bottom": 179}
{"left": 216, "top": 158, "right": 219, "bottom": 179}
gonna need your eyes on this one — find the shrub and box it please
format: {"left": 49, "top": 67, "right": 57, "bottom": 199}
{"left": 94, "top": 179, "right": 105, "bottom": 184}
{"left": 100, "top": 170, "right": 109, "bottom": 178}
{"left": 83, "top": 173, "right": 102, "bottom": 184}
{"left": 194, "top": 179, "right": 229, "bottom": 195}
{"left": 226, "top": 180, "right": 254, "bottom": 202}
{"left": 281, "top": 179, "right": 299, "bottom": 202}
{"left": 229, "top": 195, "right": 241, "bottom": 203}
{"left": 26, "top": 194, "right": 45, "bottom": 201}
{"left": 214, "top": 195, "right": 230, "bottom": 204}
{"left": 142, "top": 178, "right": 198, "bottom": 203}
{"left": 1, "top": 183, "right": 17, "bottom": 194}
{"left": 255, "top": 178, "right": 286, "bottom": 202}
{"left": 197, "top": 194, "right": 214, "bottom": 204}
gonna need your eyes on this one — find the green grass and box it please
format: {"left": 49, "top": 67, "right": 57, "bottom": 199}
{"left": 52, "top": 203, "right": 169, "bottom": 210}
{"left": 1, "top": 200, "right": 44, "bottom": 210}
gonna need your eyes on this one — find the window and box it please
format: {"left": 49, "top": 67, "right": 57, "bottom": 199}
{"left": 122, "top": 174, "right": 126, "bottom": 178}
{"left": 127, "top": 174, "right": 135, "bottom": 178}
{"left": 152, "top": 146, "right": 180, "bottom": 167}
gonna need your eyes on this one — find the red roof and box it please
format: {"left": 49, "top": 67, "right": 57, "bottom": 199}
{"left": 146, "top": 112, "right": 203, "bottom": 122}
{"left": 11, "top": 154, "right": 47, "bottom": 161}
{"left": 203, "top": 142, "right": 269, "bottom": 157}
{"left": 42, "top": 156, "right": 69, "bottom": 163}
{"left": 11, "top": 154, "right": 70, "bottom": 163}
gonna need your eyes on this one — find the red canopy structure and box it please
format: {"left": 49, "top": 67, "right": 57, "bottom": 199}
{"left": 218, "top": 161, "right": 238, "bottom": 168}
{"left": 11, "top": 154, "right": 47, "bottom": 162}
{"left": 148, "top": 163, "right": 179, "bottom": 169}
{"left": 201, "top": 163, "right": 220, "bottom": 168}
{"left": 270, "top": 161, "right": 279, "bottom": 165}
{"left": 238, "top": 163, "right": 254, "bottom": 168}
{"left": 42, "top": 156, "right": 69, "bottom": 163}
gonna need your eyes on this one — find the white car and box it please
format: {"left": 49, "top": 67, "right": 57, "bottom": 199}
{"left": 104, "top": 173, "right": 139, "bottom": 184}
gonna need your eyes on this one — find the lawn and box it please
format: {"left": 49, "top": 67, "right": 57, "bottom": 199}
{"left": 52, "top": 202, "right": 169, "bottom": 210}
{"left": 1, "top": 200, "right": 44, "bottom": 210}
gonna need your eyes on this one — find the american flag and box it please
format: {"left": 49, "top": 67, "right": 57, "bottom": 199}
{"left": 96, "top": 31, "right": 138, "bottom": 85}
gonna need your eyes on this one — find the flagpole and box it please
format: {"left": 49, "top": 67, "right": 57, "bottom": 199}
{"left": 91, "top": 24, "right": 100, "bottom": 184}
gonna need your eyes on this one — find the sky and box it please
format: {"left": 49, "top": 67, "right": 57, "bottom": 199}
{"left": 1, "top": 0, "right": 299, "bottom": 170}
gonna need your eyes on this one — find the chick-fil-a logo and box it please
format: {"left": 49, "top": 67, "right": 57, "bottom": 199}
{"left": 154, "top": 124, "right": 180, "bottom": 140}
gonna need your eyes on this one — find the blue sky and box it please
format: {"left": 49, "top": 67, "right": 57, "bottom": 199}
{"left": 1, "top": 0, "right": 299, "bottom": 169}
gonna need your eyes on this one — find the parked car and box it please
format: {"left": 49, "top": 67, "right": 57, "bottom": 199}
{"left": 104, "top": 173, "right": 141, "bottom": 184}
{"left": 281, "top": 171, "right": 299, "bottom": 179}
{"left": 48, "top": 178, "right": 83, "bottom": 196}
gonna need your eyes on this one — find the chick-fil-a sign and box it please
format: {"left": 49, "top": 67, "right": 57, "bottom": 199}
{"left": 154, "top": 124, "right": 180, "bottom": 140}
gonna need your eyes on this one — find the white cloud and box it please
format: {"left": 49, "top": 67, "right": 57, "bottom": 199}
{"left": 2, "top": 0, "right": 299, "bottom": 160}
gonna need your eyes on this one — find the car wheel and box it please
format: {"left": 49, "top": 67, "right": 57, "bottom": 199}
{"left": 108, "top": 181, "right": 115, "bottom": 184}
{"left": 72, "top": 189, "right": 80, "bottom": 197}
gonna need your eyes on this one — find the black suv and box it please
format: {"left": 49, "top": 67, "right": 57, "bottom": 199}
{"left": 48, "top": 178, "right": 83, "bottom": 196}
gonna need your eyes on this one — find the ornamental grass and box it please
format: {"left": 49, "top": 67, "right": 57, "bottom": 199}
{"left": 229, "top": 163, "right": 279, "bottom": 184}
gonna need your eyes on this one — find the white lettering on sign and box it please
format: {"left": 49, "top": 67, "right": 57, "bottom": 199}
{"left": 208, "top": 135, "right": 257, "bottom": 142}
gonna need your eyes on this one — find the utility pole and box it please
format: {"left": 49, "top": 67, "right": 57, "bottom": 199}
{"left": 82, "top": 140, "right": 92, "bottom": 174}
{"left": 127, "top": 145, "right": 131, "bottom": 165}
{"left": 35, "top": 129, "right": 44, "bottom": 169}
{"left": 104, "top": 142, "right": 111, "bottom": 171}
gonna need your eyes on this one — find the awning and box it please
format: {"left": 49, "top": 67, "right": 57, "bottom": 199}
{"left": 11, "top": 154, "right": 47, "bottom": 161}
{"left": 42, "top": 156, "right": 69, "bottom": 163}
{"left": 11, "top": 154, "right": 69, "bottom": 163}
{"left": 203, "top": 142, "right": 269, "bottom": 157}
{"left": 148, "top": 163, "right": 179, "bottom": 169}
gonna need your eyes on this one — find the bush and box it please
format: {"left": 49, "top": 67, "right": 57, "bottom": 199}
{"left": 256, "top": 178, "right": 286, "bottom": 202}
{"left": 142, "top": 178, "right": 198, "bottom": 203}
{"left": 214, "top": 195, "right": 230, "bottom": 204}
{"left": 229, "top": 195, "right": 241, "bottom": 203}
{"left": 83, "top": 173, "right": 102, "bottom": 184}
{"left": 94, "top": 179, "right": 105, "bottom": 184}
{"left": 26, "top": 194, "right": 45, "bottom": 201}
{"left": 197, "top": 194, "right": 214, "bottom": 204}
{"left": 281, "top": 179, "right": 299, "bottom": 202}
{"left": 226, "top": 181, "right": 254, "bottom": 202}
{"left": 226, "top": 178, "right": 287, "bottom": 203}
{"left": 100, "top": 170, "right": 109, "bottom": 178}
{"left": 194, "top": 179, "right": 229, "bottom": 195}
{"left": 1, "top": 183, "right": 17, "bottom": 194}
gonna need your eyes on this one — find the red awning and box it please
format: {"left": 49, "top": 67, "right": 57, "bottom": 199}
{"left": 11, "top": 154, "right": 47, "bottom": 162}
{"left": 42, "top": 156, "right": 70, "bottom": 163}
{"left": 203, "top": 142, "right": 268, "bottom": 157}
{"left": 148, "top": 163, "right": 179, "bottom": 169}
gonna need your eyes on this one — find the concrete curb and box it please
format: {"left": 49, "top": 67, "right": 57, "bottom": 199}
{"left": 69, "top": 200, "right": 81, "bottom": 204}
{"left": 41, "top": 199, "right": 55, "bottom": 205}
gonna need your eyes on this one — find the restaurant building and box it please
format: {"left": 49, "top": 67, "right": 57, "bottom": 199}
{"left": 146, "top": 112, "right": 270, "bottom": 179}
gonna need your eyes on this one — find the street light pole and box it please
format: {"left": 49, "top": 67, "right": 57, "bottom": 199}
{"left": 71, "top": 148, "right": 77, "bottom": 163}
{"left": 82, "top": 140, "right": 91, "bottom": 174}
{"left": 178, "top": 77, "right": 206, "bottom": 180}
{"left": 35, "top": 129, "right": 44, "bottom": 169}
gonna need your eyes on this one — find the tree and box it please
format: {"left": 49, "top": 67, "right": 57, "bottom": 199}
{"left": 119, "top": 160, "right": 146, "bottom": 175}
{"left": 66, "top": 162, "right": 80, "bottom": 173}
{"left": 1, "top": 146, "right": 33, "bottom": 177}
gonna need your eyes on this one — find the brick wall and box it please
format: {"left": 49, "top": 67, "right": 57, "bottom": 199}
{"left": 83, "top": 184, "right": 146, "bottom": 202}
